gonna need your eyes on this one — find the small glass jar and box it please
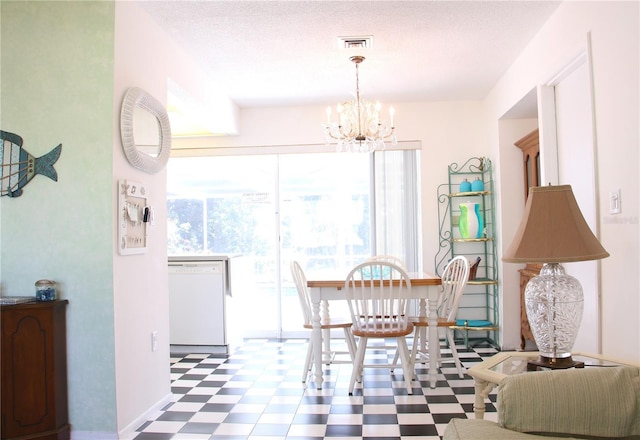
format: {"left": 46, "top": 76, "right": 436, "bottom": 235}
{"left": 35, "top": 279, "right": 57, "bottom": 301}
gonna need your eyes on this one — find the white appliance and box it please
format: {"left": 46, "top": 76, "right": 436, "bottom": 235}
{"left": 168, "top": 256, "right": 230, "bottom": 350}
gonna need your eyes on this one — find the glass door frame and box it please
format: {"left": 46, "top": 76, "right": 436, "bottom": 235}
{"left": 167, "top": 141, "right": 422, "bottom": 339}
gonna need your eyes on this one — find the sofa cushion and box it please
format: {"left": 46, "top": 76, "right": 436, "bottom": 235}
{"left": 498, "top": 366, "right": 640, "bottom": 438}
{"left": 443, "top": 418, "right": 580, "bottom": 440}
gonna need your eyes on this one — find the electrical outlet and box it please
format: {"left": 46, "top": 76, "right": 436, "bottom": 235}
{"left": 609, "top": 189, "right": 621, "bottom": 214}
{"left": 151, "top": 330, "right": 158, "bottom": 352}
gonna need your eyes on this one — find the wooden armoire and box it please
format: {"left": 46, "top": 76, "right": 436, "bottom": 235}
{"left": 514, "top": 129, "right": 542, "bottom": 350}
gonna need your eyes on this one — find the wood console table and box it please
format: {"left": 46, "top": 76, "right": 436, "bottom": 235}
{"left": 1, "top": 300, "right": 70, "bottom": 440}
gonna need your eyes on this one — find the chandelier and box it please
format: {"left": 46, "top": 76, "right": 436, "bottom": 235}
{"left": 323, "top": 56, "right": 396, "bottom": 153}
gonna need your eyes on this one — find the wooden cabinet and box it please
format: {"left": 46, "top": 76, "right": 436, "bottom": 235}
{"left": 514, "top": 129, "right": 541, "bottom": 350}
{"left": 514, "top": 129, "right": 540, "bottom": 199}
{"left": 1, "top": 300, "right": 70, "bottom": 440}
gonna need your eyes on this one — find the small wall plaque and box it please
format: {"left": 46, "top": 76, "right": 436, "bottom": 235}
{"left": 118, "top": 179, "right": 148, "bottom": 255}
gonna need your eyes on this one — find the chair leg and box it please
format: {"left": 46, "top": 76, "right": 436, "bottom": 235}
{"left": 392, "top": 327, "right": 419, "bottom": 373}
{"left": 355, "top": 336, "right": 366, "bottom": 384}
{"left": 343, "top": 328, "right": 357, "bottom": 362}
{"left": 434, "top": 329, "right": 443, "bottom": 371}
{"left": 408, "top": 328, "right": 421, "bottom": 381}
{"left": 348, "top": 336, "right": 368, "bottom": 395}
{"left": 390, "top": 348, "right": 400, "bottom": 372}
{"left": 396, "top": 336, "right": 414, "bottom": 394}
{"left": 346, "top": 332, "right": 362, "bottom": 383}
{"left": 417, "top": 326, "right": 430, "bottom": 365}
{"left": 447, "top": 328, "right": 465, "bottom": 378}
{"left": 302, "top": 338, "right": 314, "bottom": 383}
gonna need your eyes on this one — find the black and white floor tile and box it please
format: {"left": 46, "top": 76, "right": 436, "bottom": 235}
{"left": 130, "top": 338, "right": 499, "bottom": 439}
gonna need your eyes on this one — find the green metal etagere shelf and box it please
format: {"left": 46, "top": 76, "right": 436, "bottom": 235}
{"left": 434, "top": 157, "right": 499, "bottom": 348}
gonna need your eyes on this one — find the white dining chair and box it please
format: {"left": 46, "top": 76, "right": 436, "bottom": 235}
{"left": 290, "top": 260, "right": 356, "bottom": 384}
{"left": 408, "top": 256, "right": 470, "bottom": 379}
{"left": 367, "top": 256, "right": 410, "bottom": 368}
{"left": 367, "top": 255, "right": 407, "bottom": 270}
{"left": 345, "top": 261, "right": 415, "bottom": 395}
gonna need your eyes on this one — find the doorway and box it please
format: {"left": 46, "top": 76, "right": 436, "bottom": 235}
{"left": 500, "top": 47, "right": 601, "bottom": 352}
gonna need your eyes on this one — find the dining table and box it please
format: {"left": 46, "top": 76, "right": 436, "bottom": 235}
{"left": 306, "top": 271, "right": 443, "bottom": 389}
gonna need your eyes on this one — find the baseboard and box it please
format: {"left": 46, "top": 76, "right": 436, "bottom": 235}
{"left": 170, "top": 344, "right": 228, "bottom": 355}
{"left": 118, "top": 392, "right": 173, "bottom": 439}
{"left": 71, "top": 430, "right": 118, "bottom": 440}
{"left": 70, "top": 393, "right": 172, "bottom": 440}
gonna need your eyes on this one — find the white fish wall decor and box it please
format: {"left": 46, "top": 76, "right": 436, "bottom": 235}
{"left": 1, "top": 130, "right": 62, "bottom": 197}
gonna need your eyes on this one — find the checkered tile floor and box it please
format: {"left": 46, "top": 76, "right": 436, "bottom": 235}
{"left": 131, "top": 338, "right": 499, "bottom": 439}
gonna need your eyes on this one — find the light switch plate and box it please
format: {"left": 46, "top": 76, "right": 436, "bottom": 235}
{"left": 609, "top": 189, "right": 621, "bottom": 214}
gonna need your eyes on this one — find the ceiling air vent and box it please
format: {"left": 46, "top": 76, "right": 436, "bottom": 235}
{"left": 338, "top": 35, "right": 373, "bottom": 50}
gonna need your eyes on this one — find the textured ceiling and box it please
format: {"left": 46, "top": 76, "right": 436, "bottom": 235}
{"left": 138, "top": 0, "right": 561, "bottom": 109}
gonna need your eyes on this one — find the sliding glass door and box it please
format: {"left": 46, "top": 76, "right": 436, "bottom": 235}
{"left": 168, "top": 155, "right": 279, "bottom": 336}
{"left": 278, "top": 153, "right": 371, "bottom": 334}
{"left": 167, "top": 148, "right": 419, "bottom": 338}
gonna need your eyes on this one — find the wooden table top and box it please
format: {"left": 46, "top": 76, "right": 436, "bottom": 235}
{"left": 307, "top": 272, "right": 441, "bottom": 289}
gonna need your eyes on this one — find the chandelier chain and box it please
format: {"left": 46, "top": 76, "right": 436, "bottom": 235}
{"left": 355, "top": 61, "right": 363, "bottom": 140}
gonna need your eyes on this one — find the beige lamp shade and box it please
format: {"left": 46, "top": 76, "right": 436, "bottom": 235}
{"left": 503, "top": 185, "right": 609, "bottom": 263}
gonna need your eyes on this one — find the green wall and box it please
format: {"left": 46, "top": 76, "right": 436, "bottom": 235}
{"left": 1, "top": 1, "right": 117, "bottom": 432}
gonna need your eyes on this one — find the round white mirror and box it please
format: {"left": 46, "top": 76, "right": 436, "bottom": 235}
{"left": 120, "top": 87, "right": 171, "bottom": 174}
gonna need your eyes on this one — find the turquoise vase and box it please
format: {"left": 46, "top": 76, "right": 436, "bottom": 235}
{"left": 459, "top": 202, "right": 484, "bottom": 238}
{"left": 471, "top": 178, "right": 485, "bottom": 192}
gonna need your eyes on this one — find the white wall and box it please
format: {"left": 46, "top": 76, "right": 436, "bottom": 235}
{"left": 113, "top": 2, "right": 224, "bottom": 435}
{"left": 112, "top": 3, "right": 172, "bottom": 435}
{"left": 485, "top": 1, "right": 639, "bottom": 360}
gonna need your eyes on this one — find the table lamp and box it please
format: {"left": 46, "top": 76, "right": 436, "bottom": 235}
{"left": 503, "top": 185, "right": 609, "bottom": 369}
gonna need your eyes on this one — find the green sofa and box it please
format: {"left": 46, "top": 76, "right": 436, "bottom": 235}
{"left": 443, "top": 365, "right": 640, "bottom": 440}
